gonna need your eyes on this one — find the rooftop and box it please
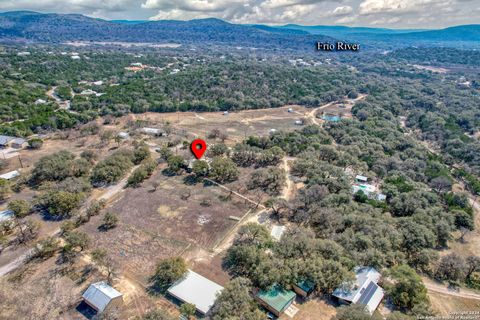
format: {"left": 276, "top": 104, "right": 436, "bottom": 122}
{"left": 295, "top": 279, "right": 315, "bottom": 293}
{"left": 82, "top": 281, "right": 122, "bottom": 312}
{"left": 332, "top": 266, "right": 381, "bottom": 303}
{"left": 256, "top": 285, "right": 296, "bottom": 313}
{"left": 167, "top": 270, "right": 224, "bottom": 315}
{"left": 0, "top": 210, "right": 14, "bottom": 222}
{"left": 0, "top": 170, "right": 20, "bottom": 180}
{"left": 270, "top": 225, "right": 286, "bottom": 241}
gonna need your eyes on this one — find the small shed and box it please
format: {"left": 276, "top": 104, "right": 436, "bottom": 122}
{"left": 256, "top": 285, "right": 296, "bottom": 317}
{"left": 82, "top": 281, "right": 123, "bottom": 313}
{"left": 117, "top": 132, "right": 129, "bottom": 139}
{"left": 270, "top": 225, "right": 286, "bottom": 241}
{"left": 167, "top": 270, "right": 224, "bottom": 315}
{"left": 0, "top": 170, "right": 20, "bottom": 181}
{"left": 293, "top": 279, "right": 315, "bottom": 298}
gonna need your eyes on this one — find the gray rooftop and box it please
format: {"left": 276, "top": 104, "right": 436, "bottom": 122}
{"left": 167, "top": 270, "right": 223, "bottom": 315}
{"left": 82, "top": 281, "right": 122, "bottom": 312}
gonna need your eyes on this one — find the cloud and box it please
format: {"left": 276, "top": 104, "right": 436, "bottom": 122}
{"left": 358, "top": 0, "right": 452, "bottom": 15}
{"left": 0, "top": 0, "right": 477, "bottom": 28}
{"left": 332, "top": 5, "right": 353, "bottom": 16}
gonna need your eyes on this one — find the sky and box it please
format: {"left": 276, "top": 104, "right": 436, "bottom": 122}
{"left": 0, "top": 0, "right": 479, "bottom": 29}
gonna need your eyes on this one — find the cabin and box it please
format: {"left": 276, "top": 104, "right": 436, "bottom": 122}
{"left": 256, "top": 285, "right": 296, "bottom": 317}
{"left": 82, "top": 281, "right": 123, "bottom": 313}
{"left": 293, "top": 279, "right": 315, "bottom": 298}
{"left": 167, "top": 270, "right": 223, "bottom": 316}
{"left": 332, "top": 267, "right": 384, "bottom": 314}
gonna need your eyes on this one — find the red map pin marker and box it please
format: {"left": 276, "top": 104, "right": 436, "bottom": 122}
{"left": 191, "top": 139, "right": 207, "bottom": 159}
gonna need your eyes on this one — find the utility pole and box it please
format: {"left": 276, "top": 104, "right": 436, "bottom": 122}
{"left": 18, "top": 155, "right": 24, "bottom": 168}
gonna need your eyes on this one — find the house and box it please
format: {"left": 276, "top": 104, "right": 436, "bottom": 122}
{"left": 0, "top": 170, "right": 20, "bottom": 181}
{"left": 0, "top": 136, "right": 14, "bottom": 148}
{"left": 293, "top": 279, "right": 315, "bottom": 298}
{"left": 0, "top": 210, "right": 14, "bottom": 222}
{"left": 82, "top": 281, "right": 123, "bottom": 313}
{"left": 270, "top": 225, "right": 286, "bottom": 241}
{"left": 142, "top": 127, "right": 164, "bottom": 136}
{"left": 256, "top": 285, "right": 296, "bottom": 317}
{"left": 355, "top": 175, "right": 368, "bottom": 183}
{"left": 11, "top": 138, "right": 28, "bottom": 149}
{"left": 332, "top": 267, "right": 384, "bottom": 314}
{"left": 167, "top": 270, "right": 224, "bottom": 315}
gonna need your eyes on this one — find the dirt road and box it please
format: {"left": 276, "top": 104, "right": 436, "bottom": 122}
{"left": 423, "top": 278, "right": 480, "bottom": 300}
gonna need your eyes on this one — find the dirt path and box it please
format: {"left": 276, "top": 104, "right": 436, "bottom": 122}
{"left": 423, "top": 278, "right": 480, "bottom": 300}
{"left": 281, "top": 156, "right": 296, "bottom": 201}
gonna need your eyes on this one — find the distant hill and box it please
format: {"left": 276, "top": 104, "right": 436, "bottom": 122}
{"left": 279, "top": 24, "right": 424, "bottom": 36}
{"left": 387, "top": 25, "right": 480, "bottom": 42}
{"left": 0, "top": 11, "right": 332, "bottom": 52}
{"left": 278, "top": 23, "right": 480, "bottom": 43}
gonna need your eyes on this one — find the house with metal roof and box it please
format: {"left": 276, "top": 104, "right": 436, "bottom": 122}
{"left": 293, "top": 279, "right": 315, "bottom": 298}
{"left": 82, "top": 281, "right": 123, "bottom": 313}
{"left": 332, "top": 266, "right": 384, "bottom": 314}
{"left": 167, "top": 270, "right": 224, "bottom": 315}
{"left": 0, "top": 136, "right": 14, "bottom": 148}
{"left": 256, "top": 284, "right": 296, "bottom": 317}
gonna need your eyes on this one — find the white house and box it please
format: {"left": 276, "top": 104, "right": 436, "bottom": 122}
{"left": 167, "top": 270, "right": 224, "bottom": 315}
{"left": 82, "top": 281, "right": 123, "bottom": 313}
{"left": 332, "top": 267, "right": 384, "bottom": 314}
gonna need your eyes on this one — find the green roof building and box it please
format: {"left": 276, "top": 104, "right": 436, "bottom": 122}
{"left": 293, "top": 279, "right": 315, "bottom": 298}
{"left": 256, "top": 285, "right": 296, "bottom": 317}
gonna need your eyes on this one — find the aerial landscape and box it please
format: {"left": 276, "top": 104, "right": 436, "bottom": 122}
{"left": 0, "top": 1, "right": 479, "bottom": 319}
